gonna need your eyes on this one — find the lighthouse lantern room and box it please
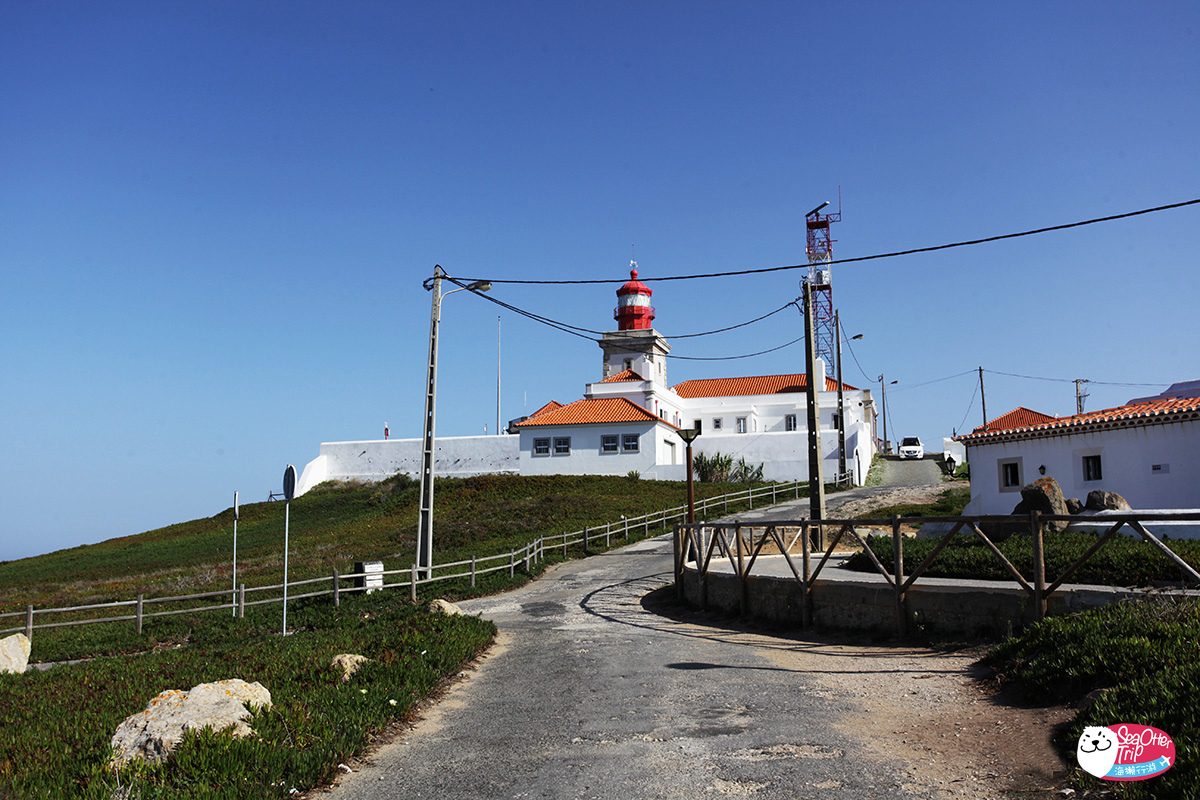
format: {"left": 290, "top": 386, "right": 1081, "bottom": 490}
{"left": 614, "top": 262, "right": 655, "bottom": 330}
{"left": 599, "top": 260, "right": 670, "bottom": 384}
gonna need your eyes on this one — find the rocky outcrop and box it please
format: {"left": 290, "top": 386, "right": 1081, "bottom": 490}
{"left": 980, "top": 476, "right": 1069, "bottom": 542}
{"left": 111, "top": 679, "right": 272, "bottom": 765}
{"left": 1085, "top": 490, "right": 1132, "bottom": 512}
{"left": 1066, "top": 497, "right": 1085, "bottom": 515}
{"left": 0, "top": 633, "right": 30, "bottom": 674}
{"left": 331, "top": 653, "right": 371, "bottom": 682}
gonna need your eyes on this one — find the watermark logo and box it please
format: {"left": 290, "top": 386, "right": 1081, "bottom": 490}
{"left": 1077, "top": 724, "right": 1175, "bottom": 781}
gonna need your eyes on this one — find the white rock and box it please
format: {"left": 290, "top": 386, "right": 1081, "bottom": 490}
{"left": 428, "top": 599, "right": 464, "bottom": 616}
{"left": 331, "top": 653, "right": 371, "bottom": 682}
{"left": 0, "top": 633, "right": 31, "bottom": 674}
{"left": 110, "top": 679, "right": 272, "bottom": 765}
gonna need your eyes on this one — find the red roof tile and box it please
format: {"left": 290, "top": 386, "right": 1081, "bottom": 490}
{"left": 513, "top": 397, "right": 673, "bottom": 428}
{"left": 974, "top": 407, "right": 1058, "bottom": 433}
{"left": 671, "top": 373, "right": 848, "bottom": 398}
{"left": 527, "top": 400, "right": 564, "bottom": 419}
{"left": 600, "top": 369, "right": 644, "bottom": 383}
{"left": 958, "top": 395, "right": 1200, "bottom": 444}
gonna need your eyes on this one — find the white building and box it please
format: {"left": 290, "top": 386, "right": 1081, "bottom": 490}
{"left": 297, "top": 266, "right": 878, "bottom": 495}
{"left": 956, "top": 384, "right": 1200, "bottom": 515}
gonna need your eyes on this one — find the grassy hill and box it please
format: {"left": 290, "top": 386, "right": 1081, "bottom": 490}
{"left": 0, "top": 472, "right": 782, "bottom": 613}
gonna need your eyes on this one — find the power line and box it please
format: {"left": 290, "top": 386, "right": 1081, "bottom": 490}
{"left": 983, "top": 369, "right": 1169, "bottom": 388}
{"left": 956, "top": 380, "right": 980, "bottom": 434}
{"left": 458, "top": 197, "right": 1200, "bottom": 286}
{"left": 891, "top": 369, "right": 977, "bottom": 393}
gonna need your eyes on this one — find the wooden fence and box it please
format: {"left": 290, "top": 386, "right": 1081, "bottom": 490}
{"left": 675, "top": 510, "right": 1200, "bottom": 636}
{"left": 1, "top": 480, "right": 810, "bottom": 642}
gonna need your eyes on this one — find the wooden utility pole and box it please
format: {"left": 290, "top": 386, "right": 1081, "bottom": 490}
{"left": 803, "top": 280, "right": 827, "bottom": 545}
{"left": 979, "top": 366, "right": 988, "bottom": 430}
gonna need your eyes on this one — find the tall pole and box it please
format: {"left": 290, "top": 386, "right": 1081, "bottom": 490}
{"left": 1075, "top": 378, "right": 1089, "bottom": 415}
{"left": 979, "top": 366, "right": 988, "bottom": 430}
{"left": 835, "top": 311, "right": 847, "bottom": 485}
{"left": 880, "top": 374, "right": 890, "bottom": 454}
{"left": 417, "top": 266, "right": 444, "bottom": 580}
{"left": 496, "top": 316, "right": 502, "bottom": 435}
{"left": 686, "top": 439, "right": 696, "bottom": 524}
{"left": 231, "top": 491, "right": 238, "bottom": 617}
{"left": 803, "top": 280, "right": 827, "bottom": 541}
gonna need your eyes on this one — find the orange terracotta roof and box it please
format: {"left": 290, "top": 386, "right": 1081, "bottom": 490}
{"left": 527, "top": 401, "right": 563, "bottom": 419}
{"left": 513, "top": 397, "right": 674, "bottom": 428}
{"left": 974, "top": 407, "right": 1058, "bottom": 433}
{"left": 957, "top": 395, "right": 1200, "bottom": 444}
{"left": 671, "top": 373, "right": 849, "bottom": 398}
{"left": 601, "top": 368, "right": 644, "bottom": 383}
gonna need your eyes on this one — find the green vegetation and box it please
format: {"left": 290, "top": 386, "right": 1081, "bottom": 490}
{"left": 845, "top": 529, "right": 1200, "bottom": 587}
{"left": 0, "top": 592, "right": 494, "bottom": 799}
{"left": 984, "top": 598, "right": 1200, "bottom": 798}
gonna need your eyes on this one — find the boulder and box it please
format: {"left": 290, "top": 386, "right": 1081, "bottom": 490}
{"left": 111, "top": 679, "right": 272, "bottom": 765}
{"left": 1066, "top": 497, "right": 1085, "bottom": 515}
{"left": 428, "top": 599, "right": 464, "bottom": 616}
{"left": 332, "top": 653, "right": 371, "bottom": 682}
{"left": 1085, "top": 490, "right": 1132, "bottom": 512}
{"left": 980, "top": 477, "right": 1068, "bottom": 542}
{"left": 0, "top": 633, "right": 31, "bottom": 675}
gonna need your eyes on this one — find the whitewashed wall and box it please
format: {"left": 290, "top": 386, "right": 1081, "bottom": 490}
{"left": 518, "top": 423, "right": 662, "bottom": 476}
{"left": 295, "top": 434, "right": 519, "bottom": 496}
{"left": 962, "top": 419, "right": 1199, "bottom": 515}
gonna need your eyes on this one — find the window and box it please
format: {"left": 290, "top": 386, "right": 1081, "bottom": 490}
{"left": 533, "top": 438, "right": 550, "bottom": 456}
{"left": 736, "top": 417, "right": 747, "bottom": 434}
{"left": 712, "top": 417, "right": 722, "bottom": 430}
{"left": 601, "top": 435, "right": 619, "bottom": 453}
{"left": 622, "top": 434, "right": 639, "bottom": 452}
{"left": 1083, "top": 455, "right": 1103, "bottom": 481}
{"left": 785, "top": 414, "right": 798, "bottom": 432}
{"left": 623, "top": 358, "right": 633, "bottom": 372}
{"left": 553, "top": 437, "right": 571, "bottom": 455}
{"left": 1001, "top": 461, "right": 1021, "bottom": 488}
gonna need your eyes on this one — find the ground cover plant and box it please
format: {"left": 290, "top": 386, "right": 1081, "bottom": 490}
{"left": 983, "top": 597, "right": 1200, "bottom": 798}
{"left": 0, "top": 590, "right": 495, "bottom": 799}
{"left": 844, "top": 529, "right": 1200, "bottom": 587}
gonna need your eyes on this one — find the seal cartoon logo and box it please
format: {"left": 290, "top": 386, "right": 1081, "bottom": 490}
{"left": 1077, "top": 726, "right": 1118, "bottom": 778}
{"left": 1077, "top": 724, "right": 1175, "bottom": 781}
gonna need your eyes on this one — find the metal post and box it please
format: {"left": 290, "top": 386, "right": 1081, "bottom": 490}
{"left": 232, "top": 490, "right": 238, "bottom": 617}
{"left": 411, "top": 564, "right": 418, "bottom": 603}
{"left": 282, "top": 497, "right": 290, "bottom": 635}
{"left": 835, "top": 312, "right": 847, "bottom": 484}
{"left": 238, "top": 584, "right": 245, "bottom": 619}
{"left": 333, "top": 569, "right": 340, "bottom": 607}
{"left": 510, "top": 549, "right": 515, "bottom": 577}
{"left": 471, "top": 555, "right": 477, "bottom": 588}
{"left": 583, "top": 526, "right": 590, "bottom": 555}
{"left": 136, "top": 594, "right": 144, "bottom": 635}
{"left": 26, "top": 605, "right": 33, "bottom": 641}
{"left": 979, "top": 366, "right": 988, "bottom": 430}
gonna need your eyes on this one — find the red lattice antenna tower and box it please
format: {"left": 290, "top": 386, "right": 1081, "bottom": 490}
{"left": 805, "top": 197, "right": 841, "bottom": 376}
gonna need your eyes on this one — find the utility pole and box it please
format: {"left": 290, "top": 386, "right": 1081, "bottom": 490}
{"left": 979, "top": 366, "right": 988, "bottom": 430}
{"left": 803, "top": 280, "right": 827, "bottom": 544}
{"left": 416, "top": 267, "right": 445, "bottom": 580}
{"left": 835, "top": 311, "right": 847, "bottom": 485}
{"left": 497, "top": 316, "right": 502, "bottom": 434}
{"left": 1075, "top": 379, "right": 1090, "bottom": 415}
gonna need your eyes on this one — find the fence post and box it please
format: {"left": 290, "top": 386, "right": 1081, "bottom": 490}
{"left": 411, "top": 564, "right": 418, "bottom": 603}
{"left": 136, "top": 594, "right": 144, "bottom": 635}
{"left": 332, "top": 570, "right": 340, "bottom": 607}
{"left": 1032, "top": 511, "right": 1045, "bottom": 622}
{"left": 583, "top": 526, "right": 590, "bottom": 555}
{"left": 25, "top": 605, "right": 33, "bottom": 641}
{"left": 801, "top": 522, "right": 812, "bottom": 628}
{"left": 893, "top": 517, "right": 907, "bottom": 638}
{"left": 772, "top": 484, "right": 777, "bottom": 504}
{"left": 238, "top": 584, "right": 245, "bottom": 618}
{"left": 510, "top": 549, "right": 515, "bottom": 578}
{"left": 471, "top": 555, "right": 477, "bottom": 588}
{"left": 735, "top": 526, "right": 747, "bottom": 616}
{"left": 524, "top": 542, "right": 531, "bottom": 572}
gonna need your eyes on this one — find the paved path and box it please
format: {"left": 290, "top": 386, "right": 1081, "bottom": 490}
{"left": 320, "top": 519, "right": 969, "bottom": 800}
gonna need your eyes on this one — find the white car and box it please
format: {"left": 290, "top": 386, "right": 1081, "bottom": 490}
{"left": 899, "top": 437, "right": 924, "bottom": 460}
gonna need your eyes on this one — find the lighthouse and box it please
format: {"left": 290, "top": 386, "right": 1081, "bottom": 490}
{"left": 614, "top": 263, "right": 655, "bottom": 330}
{"left": 599, "top": 260, "right": 670, "bottom": 384}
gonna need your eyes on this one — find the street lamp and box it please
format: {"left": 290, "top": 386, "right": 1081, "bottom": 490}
{"left": 416, "top": 266, "right": 492, "bottom": 580}
{"left": 676, "top": 426, "right": 701, "bottom": 524}
{"left": 877, "top": 374, "right": 898, "bottom": 455}
{"left": 834, "top": 311, "right": 863, "bottom": 486}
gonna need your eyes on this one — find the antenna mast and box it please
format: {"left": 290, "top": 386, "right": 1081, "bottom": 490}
{"left": 806, "top": 195, "right": 841, "bottom": 373}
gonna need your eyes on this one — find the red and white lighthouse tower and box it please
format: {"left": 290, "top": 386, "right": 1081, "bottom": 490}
{"left": 614, "top": 261, "right": 655, "bottom": 330}
{"left": 599, "top": 259, "right": 670, "bottom": 383}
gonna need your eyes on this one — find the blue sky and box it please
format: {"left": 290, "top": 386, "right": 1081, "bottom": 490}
{"left": 3, "top": 1, "right": 1198, "bottom": 562}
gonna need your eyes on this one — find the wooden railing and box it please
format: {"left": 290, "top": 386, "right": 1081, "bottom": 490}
{"left": 1, "top": 480, "right": 812, "bottom": 642}
{"left": 674, "top": 511, "right": 1200, "bottom": 636}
